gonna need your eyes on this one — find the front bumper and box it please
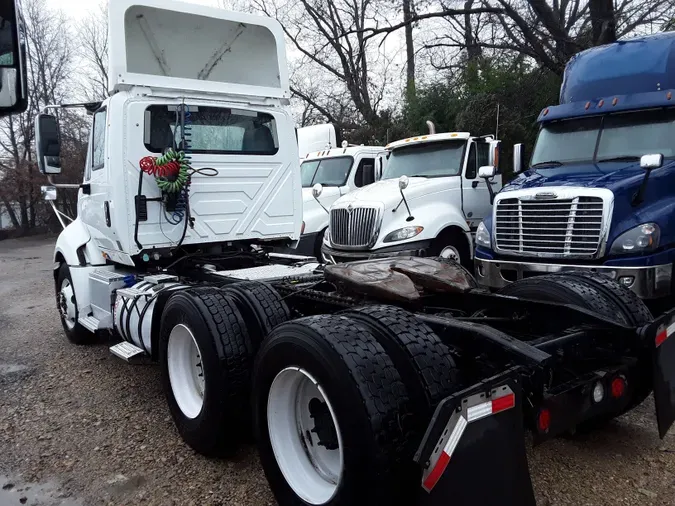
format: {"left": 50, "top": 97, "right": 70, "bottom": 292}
{"left": 321, "top": 239, "right": 433, "bottom": 264}
{"left": 475, "top": 257, "right": 673, "bottom": 299}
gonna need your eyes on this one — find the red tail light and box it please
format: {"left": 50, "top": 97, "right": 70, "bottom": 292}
{"left": 611, "top": 377, "right": 626, "bottom": 399}
{"left": 537, "top": 408, "right": 551, "bottom": 433}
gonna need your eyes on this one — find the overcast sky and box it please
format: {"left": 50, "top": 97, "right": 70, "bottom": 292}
{"left": 45, "top": 0, "right": 223, "bottom": 19}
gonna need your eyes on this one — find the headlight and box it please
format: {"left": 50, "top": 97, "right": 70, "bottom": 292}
{"left": 610, "top": 223, "right": 660, "bottom": 254}
{"left": 383, "top": 226, "right": 424, "bottom": 243}
{"left": 476, "top": 221, "right": 491, "bottom": 248}
{"left": 323, "top": 227, "right": 331, "bottom": 245}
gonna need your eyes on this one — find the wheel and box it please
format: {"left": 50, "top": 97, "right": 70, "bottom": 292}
{"left": 498, "top": 274, "right": 630, "bottom": 324}
{"left": 431, "top": 229, "right": 471, "bottom": 270}
{"left": 556, "top": 271, "right": 653, "bottom": 411}
{"left": 55, "top": 263, "right": 93, "bottom": 344}
{"left": 159, "top": 287, "right": 253, "bottom": 457}
{"left": 253, "top": 314, "right": 413, "bottom": 506}
{"left": 499, "top": 273, "right": 653, "bottom": 424}
{"left": 340, "top": 305, "right": 459, "bottom": 427}
{"left": 220, "top": 281, "right": 290, "bottom": 350}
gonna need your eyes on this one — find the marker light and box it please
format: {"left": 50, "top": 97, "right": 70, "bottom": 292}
{"left": 592, "top": 381, "right": 605, "bottom": 403}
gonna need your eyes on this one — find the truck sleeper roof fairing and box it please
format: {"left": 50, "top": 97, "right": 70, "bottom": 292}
{"left": 108, "top": 0, "right": 290, "bottom": 99}
{"left": 541, "top": 32, "right": 675, "bottom": 123}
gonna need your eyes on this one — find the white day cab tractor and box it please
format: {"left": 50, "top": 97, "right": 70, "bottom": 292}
{"left": 296, "top": 137, "right": 384, "bottom": 258}
{"left": 33, "top": 1, "right": 675, "bottom": 505}
{"left": 320, "top": 127, "right": 502, "bottom": 268}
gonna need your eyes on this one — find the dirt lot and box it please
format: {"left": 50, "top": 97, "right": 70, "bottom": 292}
{"left": 1, "top": 236, "right": 674, "bottom": 506}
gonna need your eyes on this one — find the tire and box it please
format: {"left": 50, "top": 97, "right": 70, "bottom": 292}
{"left": 253, "top": 314, "right": 413, "bottom": 506}
{"left": 559, "top": 271, "right": 652, "bottom": 326}
{"left": 340, "top": 305, "right": 459, "bottom": 427}
{"left": 55, "top": 263, "right": 93, "bottom": 345}
{"left": 221, "top": 281, "right": 290, "bottom": 350}
{"left": 499, "top": 273, "right": 653, "bottom": 420}
{"left": 159, "top": 287, "right": 253, "bottom": 457}
{"left": 431, "top": 229, "right": 472, "bottom": 270}
{"left": 560, "top": 271, "right": 653, "bottom": 411}
{"left": 498, "top": 274, "right": 630, "bottom": 324}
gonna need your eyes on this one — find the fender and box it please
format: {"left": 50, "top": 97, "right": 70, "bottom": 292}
{"left": 54, "top": 217, "right": 106, "bottom": 267}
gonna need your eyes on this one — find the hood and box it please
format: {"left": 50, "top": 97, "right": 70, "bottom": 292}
{"left": 336, "top": 176, "right": 458, "bottom": 207}
{"left": 503, "top": 161, "right": 656, "bottom": 194}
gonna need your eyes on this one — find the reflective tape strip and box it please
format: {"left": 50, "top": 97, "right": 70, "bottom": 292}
{"left": 466, "top": 392, "right": 516, "bottom": 422}
{"left": 422, "top": 415, "right": 468, "bottom": 492}
{"left": 422, "top": 386, "right": 515, "bottom": 493}
{"left": 656, "top": 321, "right": 675, "bottom": 347}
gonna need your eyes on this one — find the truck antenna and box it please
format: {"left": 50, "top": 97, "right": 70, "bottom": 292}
{"left": 495, "top": 103, "right": 500, "bottom": 139}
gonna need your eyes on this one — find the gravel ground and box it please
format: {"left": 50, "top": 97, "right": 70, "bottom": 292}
{"left": 0, "top": 236, "right": 674, "bottom": 506}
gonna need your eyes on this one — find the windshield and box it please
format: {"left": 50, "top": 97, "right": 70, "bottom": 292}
{"left": 382, "top": 141, "right": 466, "bottom": 179}
{"left": 300, "top": 156, "right": 353, "bottom": 188}
{"left": 531, "top": 109, "right": 675, "bottom": 167}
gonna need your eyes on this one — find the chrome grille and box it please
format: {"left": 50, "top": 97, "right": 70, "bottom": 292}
{"left": 330, "top": 206, "right": 378, "bottom": 248}
{"left": 495, "top": 196, "right": 604, "bottom": 257}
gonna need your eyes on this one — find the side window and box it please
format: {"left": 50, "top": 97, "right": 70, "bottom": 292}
{"left": 465, "top": 144, "right": 477, "bottom": 179}
{"left": 91, "top": 108, "right": 107, "bottom": 171}
{"left": 477, "top": 142, "right": 491, "bottom": 171}
{"left": 354, "top": 157, "right": 375, "bottom": 188}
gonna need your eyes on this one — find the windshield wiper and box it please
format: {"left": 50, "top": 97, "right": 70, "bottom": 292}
{"left": 531, "top": 160, "right": 563, "bottom": 168}
{"left": 596, "top": 156, "right": 641, "bottom": 163}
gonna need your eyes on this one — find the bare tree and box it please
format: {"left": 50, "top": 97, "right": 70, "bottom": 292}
{"left": 0, "top": 0, "right": 73, "bottom": 232}
{"left": 252, "top": 0, "right": 401, "bottom": 130}
{"left": 76, "top": 4, "right": 109, "bottom": 101}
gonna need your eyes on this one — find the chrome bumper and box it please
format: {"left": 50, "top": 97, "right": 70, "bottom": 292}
{"left": 475, "top": 258, "right": 673, "bottom": 299}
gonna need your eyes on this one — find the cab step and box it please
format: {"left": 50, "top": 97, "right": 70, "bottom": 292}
{"left": 109, "top": 341, "right": 147, "bottom": 363}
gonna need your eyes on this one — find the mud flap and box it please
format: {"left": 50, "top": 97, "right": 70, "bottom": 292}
{"left": 644, "top": 307, "right": 675, "bottom": 438}
{"left": 413, "top": 367, "right": 535, "bottom": 506}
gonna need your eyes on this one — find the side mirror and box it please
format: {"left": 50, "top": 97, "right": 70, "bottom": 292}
{"left": 35, "top": 114, "right": 62, "bottom": 175}
{"left": 399, "top": 175, "right": 409, "bottom": 190}
{"left": 0, "top": 1, "right": 28, "bottom": 117}
{"left": 488, "top": 140, "right": 501, "bottom": 168}
{"left": 513, "top": 143, "right": 524, "bottom": 174}
{"left": 312, "top": 183, "right": 324, "bottom": 199}
{"left": 641, "top": 153, "right": 663, "bottom": 170}
{"left": 478, "top": 166, "right": 497, "bottom": 179}
{"left": 41, "top": 185, "right": 57, "bottom": 201}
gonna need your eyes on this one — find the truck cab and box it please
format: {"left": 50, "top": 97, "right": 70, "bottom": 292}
{"left": 320, "top": 132, "right": 502, "bottom": 266}
{"left": 39, "top": 0, "right": 302, "bottom": 332}
{"left": 296, "top": 144, "right": 383, "bottom": 257}
{"left": 475, "top": 32, "right": 675, "bottom": 302}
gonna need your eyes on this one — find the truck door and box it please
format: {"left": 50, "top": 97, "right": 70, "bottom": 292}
{"left": 461, "top": 140, "right": 493, "bottom": 230}
{"left": 79, "top": 106, "right": 118, "bottom": 256}
{"left": 350, "top": 156, "right": 376, "bottom": 191}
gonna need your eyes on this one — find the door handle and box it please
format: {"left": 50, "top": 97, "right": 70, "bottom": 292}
{"left": 472, "top": 180, "right": 480, "bottom": 188}
{"left": 104, "top": 201, "right": 111, "bottom": 227}
{"left": 80, "top": 183, "right": 91, "bottom": 195}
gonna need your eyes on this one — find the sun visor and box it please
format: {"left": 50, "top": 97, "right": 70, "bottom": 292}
{"left": 108, "top": 0, "right": 290, "bottom": 99}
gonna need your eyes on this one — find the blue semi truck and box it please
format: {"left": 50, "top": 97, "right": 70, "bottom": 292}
{"left": 474, "top": 32, "right": 675, "bottom": 305}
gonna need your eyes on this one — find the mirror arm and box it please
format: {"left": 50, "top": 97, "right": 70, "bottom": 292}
{"left": 46, "top": 175, "right": 80, "bottom": 189}
{"left": 483, "top": 176, "right": 496, "bottom": 205}
{"left": 632, "top": 168, "right": 653, "bottom": 207}
{"left": 314, "top": 196, "right": 329, "bottom": 215}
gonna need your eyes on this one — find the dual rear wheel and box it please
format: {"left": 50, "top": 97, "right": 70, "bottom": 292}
{"left": 158, "top": 281, "right": 458, "bottom": 505}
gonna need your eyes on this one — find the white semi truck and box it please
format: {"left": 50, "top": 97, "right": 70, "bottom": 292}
{"left": 297, "top": 143, "right": 384, "bottom": 257}
{"left": 29, "top": 1, "right": 675, "bottom": 505}
{"left": 320, "top": 131, "right": 502, "bottom": 267}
